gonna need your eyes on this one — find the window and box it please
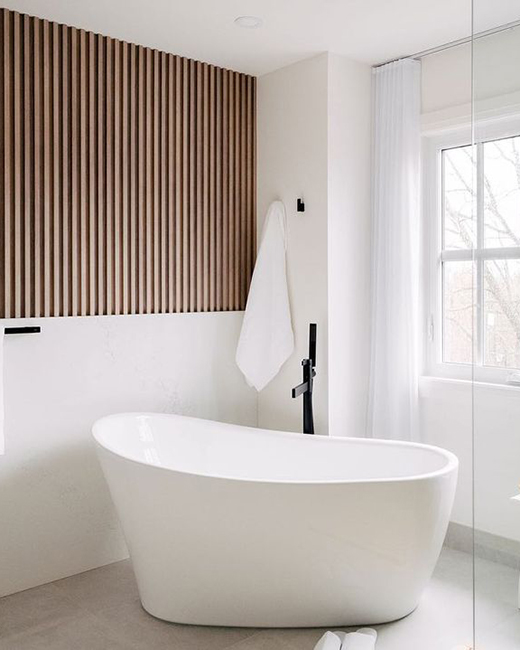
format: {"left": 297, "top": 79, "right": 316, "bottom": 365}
{"left": 425, "top": 120, "right": 520, "bottom": 384}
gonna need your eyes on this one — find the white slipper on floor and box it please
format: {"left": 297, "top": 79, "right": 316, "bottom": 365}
{"left": 340, "top": 628, "right": 377, "bottom": 649}
{"left": 332, "top": 631, "right": 348, "bottom": 644}
{"left": 313, "top": 631, "right": 343, "bottom": 650}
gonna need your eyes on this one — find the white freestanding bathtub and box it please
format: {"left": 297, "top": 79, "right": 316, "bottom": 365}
{"left": 92, "top": 413, "right": 458, "bottom": 628}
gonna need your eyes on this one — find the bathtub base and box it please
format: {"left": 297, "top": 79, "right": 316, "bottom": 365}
{"left": 133, "top": 551, "right": 424, "bottom": 628}
{"left": 140, "top": 598, "right": 419, "bottom": 628}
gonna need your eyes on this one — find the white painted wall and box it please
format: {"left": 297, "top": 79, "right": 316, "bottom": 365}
{"left": 421, "top": 28, "right": 520, "bottom": 129}
{"left": 327, "top": 54, "right": 372, "bottom": 437}
{"left": 421, "top": 378, "right": 520, "bottom": 543}
{"left": 256, "top": 54, "right": 330, "bottom": 434}
{"left": 473, "top": 28, "right": 520, "bottom": 102}
{"left": 0, "top": 313, "right": 256, "bottom": 596}
{"left": 421, "top": 43, "right": 471, "bottom": 115}
{"left": 256, "top": 52, "right": 372, "bottom": 436}
{"left": 420, "top": 27, "right": 520, "bottom": 544}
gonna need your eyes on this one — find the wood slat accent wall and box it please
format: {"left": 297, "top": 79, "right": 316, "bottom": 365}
{"left": 0, "top": 8, "right": 256, "bottom": 318}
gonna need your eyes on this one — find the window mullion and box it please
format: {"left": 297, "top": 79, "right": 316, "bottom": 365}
{"left": 479, "top": 247, "right": 520, "bottom": 260}
{"left": 475, "top": 142, "right": 484, "bottom": 369}
{"left": 441, "top": 250, "right": 474, "bottom": 262}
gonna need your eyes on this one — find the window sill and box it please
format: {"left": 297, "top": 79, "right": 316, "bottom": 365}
{"left": 419, "top": 375, "right": 520, "bottom": 399}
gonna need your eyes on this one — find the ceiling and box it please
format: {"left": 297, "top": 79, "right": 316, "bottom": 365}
{"left": 3, "top": 0, "right": 520, "bottom": 75}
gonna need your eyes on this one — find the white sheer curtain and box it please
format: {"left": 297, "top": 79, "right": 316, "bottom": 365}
{"left": 367, "top": 58, "right": 421, "bottom": 442}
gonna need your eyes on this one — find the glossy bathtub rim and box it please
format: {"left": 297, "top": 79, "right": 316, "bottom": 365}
{"left": 92, "top": 411, "right": 459, "bottom": 485}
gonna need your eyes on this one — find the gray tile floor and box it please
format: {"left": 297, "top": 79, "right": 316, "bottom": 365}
{"left": 0, "top": 548, "right": 518, "bottom": 649}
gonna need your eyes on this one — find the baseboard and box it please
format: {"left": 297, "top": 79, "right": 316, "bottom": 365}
{"left": 444, "top": 521, "right": 520, "bottom": 570}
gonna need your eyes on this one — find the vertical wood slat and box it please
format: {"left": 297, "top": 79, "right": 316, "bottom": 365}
{"left": 240, "top": 73, "right": 247, "bottom": 307}
{"left": 0, "top": 11, "right": 6, "bottom": 316}
{"left": 248, "top": 75, "right": 256, "bottom": 291}
{"left": 23, "top": 13, "right": 32, "bottom": 318}
{"left": 215, "top": 67, "right": 222, "bottom": 312}
{"left": 0, "top": 8, "right": 256, "bottom": 319}
{"left": 70, "top": 26, "right": 79, "bottom": 316}
{"left": 202, "top": 63, "right": 210, "bottom": 312}
{"left": 88, "top": 31, "right": 97, "bottom": 315}
{"left": 129, "top": 43, "right": 137, "bottom": 315}
{"left": 152, "top": 49, "right": 160, "bottom": 313}
{"left": 167, "top": 54, "right": 175, "bottom": 312}
{"left": 122, "top": 41, "right": 130, "bottom": 315}
{"left": 228, "top": 70, "right": 235, "bottom": 310}
{"left": 245, "top": 74, "right": 252, "bottom": 293}
{"left": 182, "top": 57, "right": 189, "bottom": 313}
{"left": 209, "top": 65, "right": 216, "bottom": 312}
{"left": 222, "top": 70, "right": 229, "bottom": 311}
{"left": 105, "top": 37, "right": 113, "bottom": 314}
{"left": 2, "top": 10, "right": 12, "bottom": 317}
{"left": 196, "top": 61, "right": 203, "bottom": 312}
{"left": 97, "top": 33, "right": 105, "bottom": 316}
{"left": 40, "top": 20, "right": 55, "bottom": 316}
{"left": 52, "top": 22, "right": 62, "bottom": 316}
{"left": 62, "top": 24, "right": 70, "bottom": 317}
{"left": 35, "top": 18, "right": 43, "bottom": 316}
{"left": 14, "top": 12, "right": 23, "bottom": 318}
{"left": 160, "top": 51, "right": 168, "bottom": 314}
{"left": 137, "top": 45, "right": 145, "bottom": 314}
{"left": 113, "top": 37, "right": 121, "bottom": 315}
{"left": 145, "top": 47, "right": 152, "bottom": 314}
{"left": 188, "top": 59, "right": 196, "bottom": 313}
{"left": 173, "top": 56, "right": 182, "bottom": 312}
{"left": 79, "top": 29, "right": 88, "bottom": 316}
{"left": 234, "top": 73, "right": 241, "bottom": 311}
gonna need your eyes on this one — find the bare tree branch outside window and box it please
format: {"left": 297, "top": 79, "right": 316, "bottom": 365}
{"left": 442, "top": 136, "right": 520, "bottom": 370}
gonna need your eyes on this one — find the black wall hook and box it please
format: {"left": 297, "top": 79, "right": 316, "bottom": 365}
{"left": 296, "top": 198, "right": 305, "bottom": 212}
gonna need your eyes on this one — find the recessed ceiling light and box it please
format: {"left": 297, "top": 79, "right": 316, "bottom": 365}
{"left": 234, "top": 16, "right": 263, "bottom": 29}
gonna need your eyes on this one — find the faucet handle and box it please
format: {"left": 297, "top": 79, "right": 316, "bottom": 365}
{"left": 309, "top": 323, "right": 317, "bottom": 368}
{"left": 292, "top": 380, "right": 309, "bottom": 398}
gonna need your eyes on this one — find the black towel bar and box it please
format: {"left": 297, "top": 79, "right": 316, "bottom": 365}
{"left": 4, "top": 326, "right": 41, "bottom": 335}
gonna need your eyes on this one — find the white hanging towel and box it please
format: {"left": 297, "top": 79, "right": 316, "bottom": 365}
{"left": 313, "top": 631, "right": 342, "bottom": 650}
{"left": 0, "top": 329, "right": 4, "bottom": 455}
{"left": 236, "top": 200, "right": 294, "bottom": 391}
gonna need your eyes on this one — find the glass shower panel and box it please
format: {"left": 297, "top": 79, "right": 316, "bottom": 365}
{"left": 419, "top": 33, "right": 475, "bottom": 649}
{"left": 472, "top": 5, "right": 520, "bottom": 648}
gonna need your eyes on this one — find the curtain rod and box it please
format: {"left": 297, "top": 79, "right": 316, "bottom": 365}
{"left": 373, "top": 18, "right": 520, "bottom": 68}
